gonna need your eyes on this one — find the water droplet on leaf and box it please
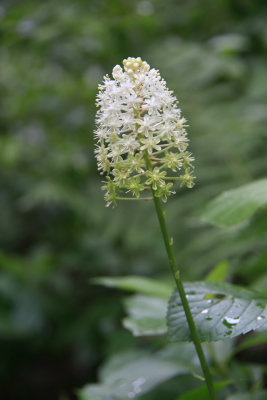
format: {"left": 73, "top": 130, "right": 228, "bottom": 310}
{"left": 223, "top": 317, "right": 240, "bottom": 329}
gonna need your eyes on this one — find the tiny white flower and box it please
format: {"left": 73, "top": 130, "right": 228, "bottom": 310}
{"left": 140, "top": 134, "right": 161, "bottom": 154}
{"left": 120, "top": 134, "right": 140, "bottom": 154}
{"left": 94, "top": 57, "right": 195, "bottom": 206}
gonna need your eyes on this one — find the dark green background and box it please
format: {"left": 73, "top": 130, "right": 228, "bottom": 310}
{"left": 1, "top": 0, "right": 267, "bottom": 399}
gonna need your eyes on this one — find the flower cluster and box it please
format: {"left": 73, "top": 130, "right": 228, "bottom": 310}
{"left": 94, "top": 57, "right": 195, "bottom": 206}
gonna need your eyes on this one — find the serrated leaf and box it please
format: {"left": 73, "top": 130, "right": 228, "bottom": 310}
{"left": 92, "top": 276, "right": 172, "bottom": 298}
{"left": 202, "top": 179, "right": 267, "bottom": 227}
{"left": 167, "top": 282, "right": 267, "bottom": 342}
{"left": 123, "top": 294, "right": 167, "bottom": 336}
{"left": 178, "top": 380, "right": 230, "bottom": 400}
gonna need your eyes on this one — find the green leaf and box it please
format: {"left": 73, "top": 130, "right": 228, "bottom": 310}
{"left": 206, "top": 261, "right": 228, "bottom": 282}
{"left": 123, "top": 294, "right": 167, "bottom": 336}
{"left": 167, "top": 282, "right": 267, "bottom": 342}
{"left": 78, "top": 384, "right": 113, "bottom": 400}
{"left": 79, "top": 351, "right": 188, "bottom": 400}
{"left": 123, "top": 317, "right": 167, "bottom": 336}
{"left": 178, "top": 380, "right": 230, "bottom": 400}
{"left": 227, "top": 391, "right": 267, "bottom": 400}
{"left": 92, "top": 276, "right": 172, "bottom": 298}
{"left": 102, "top": 356, "right": 184, "bottom": 398}
{"left": 202, "top": 179, "right": 267, "bottom": 227}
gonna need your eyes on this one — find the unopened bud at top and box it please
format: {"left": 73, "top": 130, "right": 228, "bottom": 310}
{"left": 123, "top": 57, "right": 150, "bottom": 75}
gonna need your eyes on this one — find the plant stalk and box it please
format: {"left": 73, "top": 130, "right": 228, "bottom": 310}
{"left": 152, "top": 193, "right": 216, "bottom": 399}
{"left": 144, "top": 151, "right": 215, "bottom": 399}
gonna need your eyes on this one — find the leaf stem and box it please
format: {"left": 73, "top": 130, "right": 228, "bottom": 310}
{"left": 145, "top": 153, "right": 216, "bottom": 400}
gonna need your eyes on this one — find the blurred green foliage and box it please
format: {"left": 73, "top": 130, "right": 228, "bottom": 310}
{"left": 1, "top": 0, "right": 267, "bottom": 399}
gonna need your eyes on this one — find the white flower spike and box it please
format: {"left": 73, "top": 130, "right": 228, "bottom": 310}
{"left": 95, "top": 57, "right": 195, "bottom": 206}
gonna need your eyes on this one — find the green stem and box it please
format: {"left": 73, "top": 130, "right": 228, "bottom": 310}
{"left": 145, "top": 154, "right": 216, "bottom": 400}
{"left": 116, "top": 196, "right": 153, "bottom": 201}
{"left": 152, "top": 194, "right": 216, "bottom": 399}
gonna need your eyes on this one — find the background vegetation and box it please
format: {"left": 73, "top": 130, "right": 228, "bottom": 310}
{"left": 0, "top": 0, "right": 267, "bottom": 399}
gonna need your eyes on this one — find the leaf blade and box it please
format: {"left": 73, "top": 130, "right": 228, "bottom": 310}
{"left": 123, "top": 294, "right": 167, "bottom": 336}
{"left": 202, "top": 179, "right": 267, "bottom": 227}
{"left": 92, "top": 276, "right": 172, "bottom": 298}
{"left": 178, "top": 380, "right": 231, "bottom": 400}
{"left": 100, "top": 351, "right": 188, "bottom": 399}
{"left": 205, "top": 261, "right": 228, "bottom": 283}
{"left": 167, "top": 282, "right": 267, "bottom": 342}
